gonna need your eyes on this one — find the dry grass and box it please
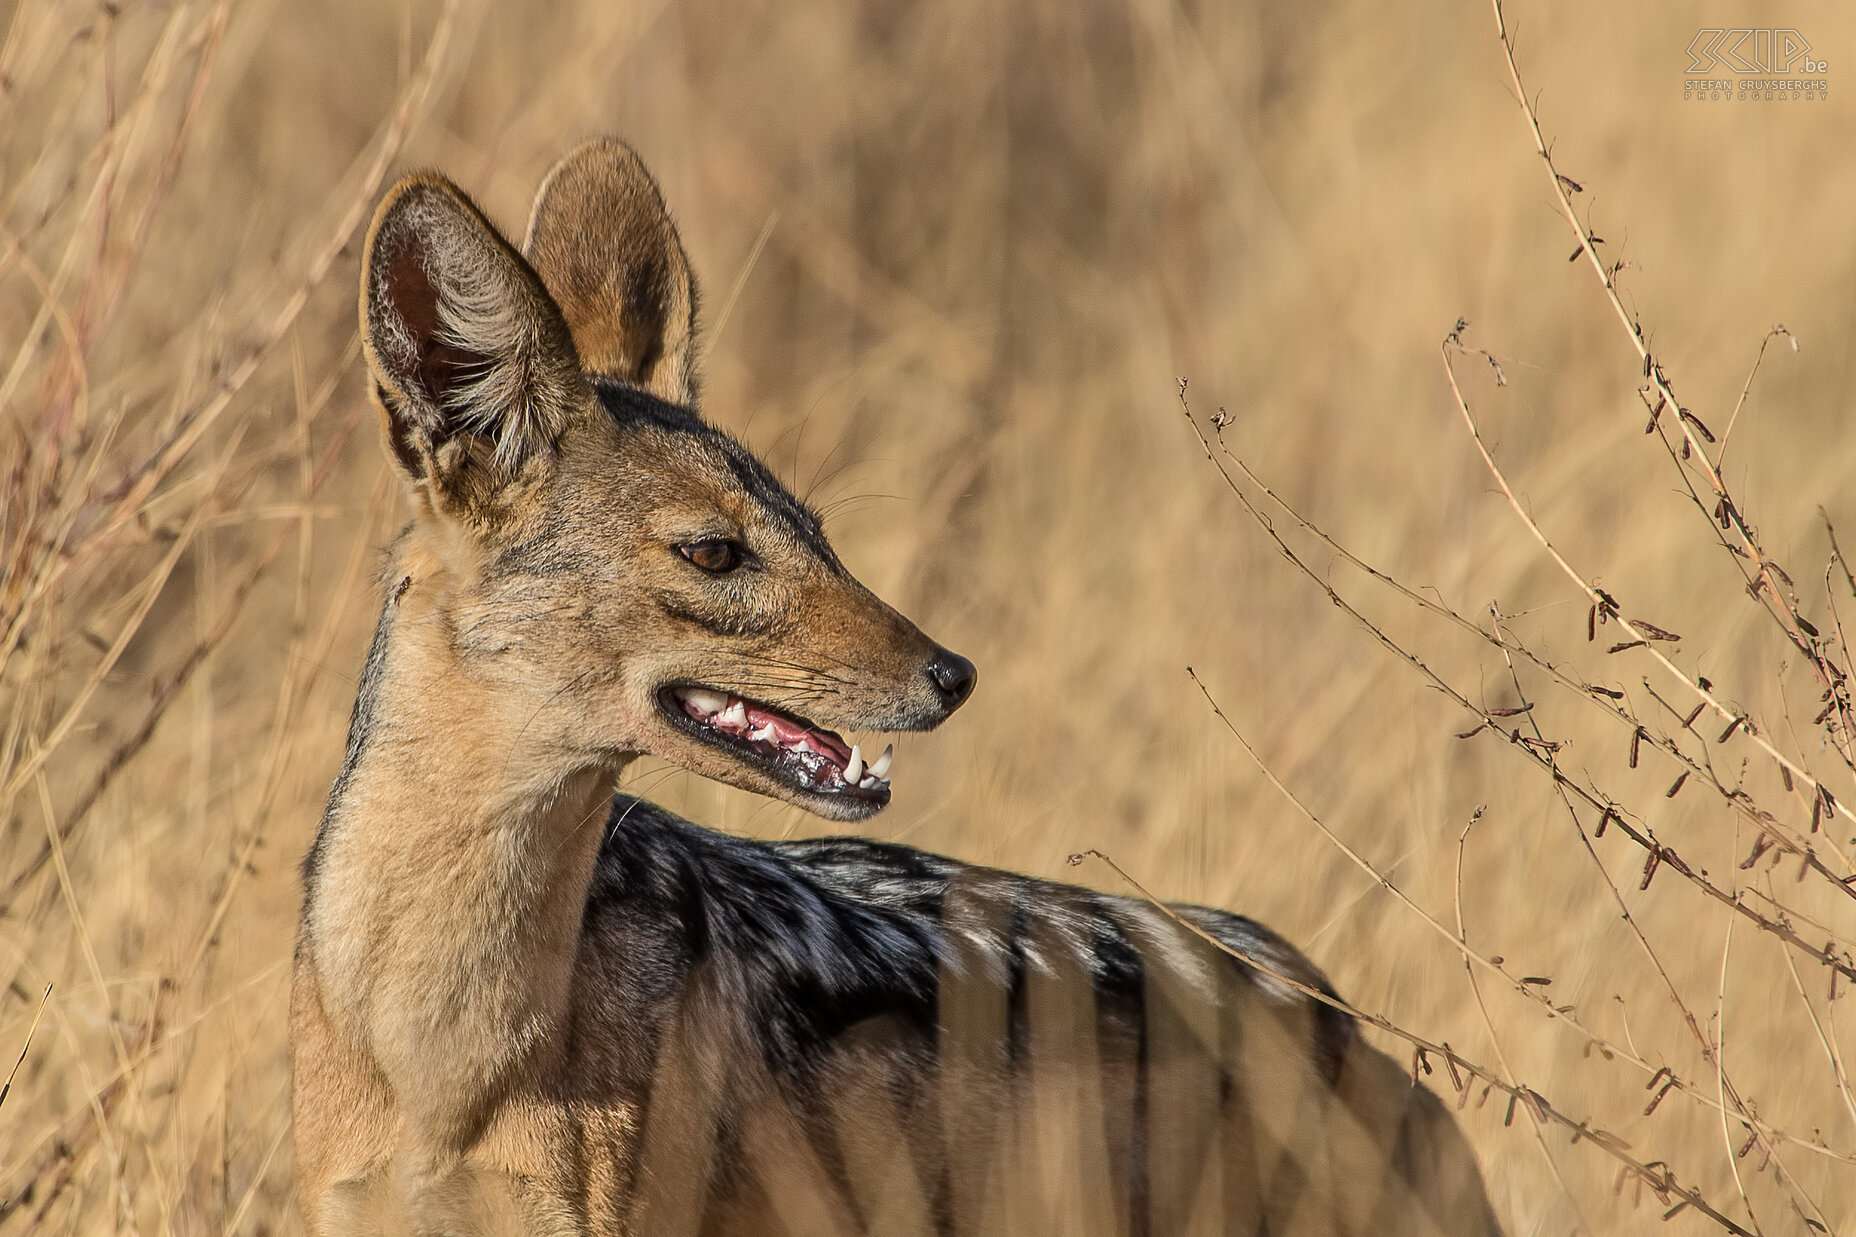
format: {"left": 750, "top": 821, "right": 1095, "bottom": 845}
{"left": 5, "top": 0, "right": 1856, "bottom": 1231}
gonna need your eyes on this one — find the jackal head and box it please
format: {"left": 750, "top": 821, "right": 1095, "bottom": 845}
{"left": 358, "top": 139, "right": 974, "bottom": 822}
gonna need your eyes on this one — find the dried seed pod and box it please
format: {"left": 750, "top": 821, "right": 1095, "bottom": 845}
{"left": 1640, "top": 848, "right": 1664, "bottom": 889}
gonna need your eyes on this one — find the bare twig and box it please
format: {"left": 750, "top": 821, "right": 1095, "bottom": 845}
{"left": 1717, "top": 327, "right": 1795, "bottom": 463}
{"left": 1443, "top": 342, "right": 1856, "bottom": 885}
{"left": 1207, "top": 403, "right": 1855, "bottom": 891}
{"left": 1489, "top": 0, "right": 1856, "bottom": 783}
{"left": 1180, "top": 382, "right": 1856, "bottom": 988}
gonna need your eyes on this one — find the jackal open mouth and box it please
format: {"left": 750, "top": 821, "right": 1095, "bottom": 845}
{"left": 659, "top": 685, "right": 894, "bottom": 806}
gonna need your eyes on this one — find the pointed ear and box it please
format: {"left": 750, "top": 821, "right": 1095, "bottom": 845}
{"left": 361, "top": 173, "right": 584, "bottom": 497}
{"left": 523, "top": 138, "right": 699, "bottom": 405}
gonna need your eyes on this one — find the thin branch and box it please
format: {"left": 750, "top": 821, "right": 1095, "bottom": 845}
{"left": 1488, "top": 0, "right": 1856, "bottom": 784}
{"left": 1209, "top": 407, "right": 1854, "bottom": 890}
{"left": 1717, "top": 327, "right": 1795, "bottom": 464}
{"left": 1180, "top": 382, "right": 1856, "bottom": 989}
{"left": 1442, "top": 342, "right": 1856, "bottom": 881}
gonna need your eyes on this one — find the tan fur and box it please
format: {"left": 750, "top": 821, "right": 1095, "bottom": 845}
{"left": 524, "top": 139, "right": 699, "bottom": 403}
{"left": 296, "top": 141, "right": 961, "bottom": 1234}
{"left": 292, "top": 141, "right": 1498, "bottom": 1236}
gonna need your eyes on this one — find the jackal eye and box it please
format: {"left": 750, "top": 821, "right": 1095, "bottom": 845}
{"left": 677, "top": 539, "right": 751, "bottom": 575}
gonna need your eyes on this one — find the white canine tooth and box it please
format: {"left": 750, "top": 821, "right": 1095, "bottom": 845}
{"left": 869, "top": 744, "right": 893, "bottom": 778}
{"left": 859, "top": 775, "right": 880, "bottom": 789}
{"left": 845, "top": 744, "right": 863, "bottom": 783}
{"left": 721, "top": 701, "right": 748, "bottom": 728}
{"left": 683, "top": 687, "right": 727, "bottom": 716}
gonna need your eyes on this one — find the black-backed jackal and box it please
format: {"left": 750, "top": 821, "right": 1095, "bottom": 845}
{"left": 290, "top": 139, "right": 1501, "bottom": 1235}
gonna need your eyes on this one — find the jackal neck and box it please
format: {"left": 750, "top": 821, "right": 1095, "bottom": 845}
{"left": 302, "top": 539, "right": 625, "bottom": 1148}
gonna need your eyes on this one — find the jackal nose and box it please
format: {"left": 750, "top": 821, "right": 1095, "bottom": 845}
{"left": 926, "top": 649, "right": 978, "bottom": 711}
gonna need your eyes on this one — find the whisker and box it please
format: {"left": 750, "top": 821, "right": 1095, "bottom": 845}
{"left": 729, "top": 653, "right": 857, "bottom": 686}
{"left": 812, "top": 492, "right": 903, "bottom": 523}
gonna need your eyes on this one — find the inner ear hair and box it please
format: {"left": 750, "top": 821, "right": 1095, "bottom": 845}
{"left": 361, "top": 173, "right": 583, "bottom": 483}
{"left": 523, "top": 138, "right": 700, "bottom": 406}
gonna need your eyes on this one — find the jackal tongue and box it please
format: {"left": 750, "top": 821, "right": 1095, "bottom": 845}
{"left": 747, "top": 701, "right": 853, "bottom": 763}
{"left": 679, "top": 688, "right": 852, "bottom": 764}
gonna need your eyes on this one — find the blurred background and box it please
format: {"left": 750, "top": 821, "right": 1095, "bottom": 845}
{"left": 5, "top": 0, "right": 1856, "bottom": 1231}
